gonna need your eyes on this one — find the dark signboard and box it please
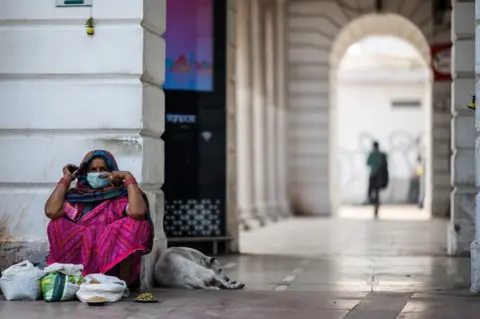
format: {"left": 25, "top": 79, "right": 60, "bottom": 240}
{"left": 163, "top": 0, "right": 227, "bottom": 238}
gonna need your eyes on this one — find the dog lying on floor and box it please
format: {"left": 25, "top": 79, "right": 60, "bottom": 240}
{"left": 154, "top": 247, "right": 245, "bottom": 290}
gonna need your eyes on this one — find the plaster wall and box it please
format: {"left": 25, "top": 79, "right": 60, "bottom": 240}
{"left": 0, "top": 0, "right": 166, "bottom": 286}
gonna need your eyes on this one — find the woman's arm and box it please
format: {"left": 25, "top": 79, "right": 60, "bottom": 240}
{"left": 107, "top": 171, "right": 148, "bottom": 219}
{"left": 44, "top": 176, "right": 72, "bottom": 220}
{"left": 124, "top": 173, "right": 148, "bottom": 219}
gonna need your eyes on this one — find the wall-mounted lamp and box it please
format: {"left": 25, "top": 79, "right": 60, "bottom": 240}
{"left": 468, "top": 95, "right": 475, "bottom": 110}
{"left": 85, "top": 17, "right": 95, "bottom": 36}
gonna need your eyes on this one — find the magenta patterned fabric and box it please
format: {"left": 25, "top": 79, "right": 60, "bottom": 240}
{"left": 46, "top": 197, "right": 153, "bottom": 284}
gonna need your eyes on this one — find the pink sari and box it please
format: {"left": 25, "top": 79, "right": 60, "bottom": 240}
{"left": 47, "top": 197, "right": 153, "bottom": 284}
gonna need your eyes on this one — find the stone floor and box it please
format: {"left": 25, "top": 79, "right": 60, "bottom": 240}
{"left": 1, "top": 206, "right": 478, "bottom": 318}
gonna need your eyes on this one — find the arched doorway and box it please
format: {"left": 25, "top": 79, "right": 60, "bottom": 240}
{"left": 329, "top": 14, "right": 432, "bottom": 216}
{"left": 334, "top": 34, "right": 432, "bottom": 218}
{"left": 285, "top": 4, "right": 438, "bottom": 217}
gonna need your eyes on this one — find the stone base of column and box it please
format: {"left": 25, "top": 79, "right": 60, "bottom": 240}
{"left": 447, "top": 221, "right": 473, "bottom": 256}
{"left": 252, "top": 203, "right": 269, "bottom": 226}
{"left": 0, "top": 235, "right": 167, "bottom": 290}
{"left": 430, "top": 192, "right": 450, "bottom": 218}
{"left": 239, "top": 219, "right": 250, "bottom": 231}
{"left": 238, "top": 206, "right": 264, "bottom": 231}
{"left": 139, "top": 190, "right": 166, "bottom": 289}
{"left": 265, "top": 203, "right": 281, "bottom": 222}
{"left": 140, "top": 236, "right": 164, "bottom": 289}
{"left": 0, "top": 239, "right": 49, "bottom": 272}
{"left": 447, "top": 222, "right": 460, "bottom": 256}
{"left": 275, "top": 205, "right": 287, "bottom": 220}
{"left": 271, "top": 203, "right": 289, "bottom": 220}
{"left": 270, "top": 202, "right": 291, "bottom": 220}
{"left": 238, "top": 208, "right": 254, "bottom": 231}
{"left": 240, "top": 202, "right": 291, "bottom": 231}
{"left": 279, "top": 201, "right": 291, "bottom": 218}
{"left": 471, "top": 241, "right": 480, "bottom": 293}
{"left": 447, "top": 190, "right": 476, "bottom": 256}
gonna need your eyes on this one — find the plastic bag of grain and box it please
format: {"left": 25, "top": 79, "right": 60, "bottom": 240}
{"left": 0, "top": 260, "right": 45, "bottom": 301}
{"left": 76, "top": 274, "right": 126, "bottom": 303}
{"left": 40, "top": 263, "right": 85, "bottom": 302}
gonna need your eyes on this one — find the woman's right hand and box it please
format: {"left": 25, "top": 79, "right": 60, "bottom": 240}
{"left": 45, "top": 165, "right": 75, "bottom": 219}
{"left": 62, "top": 164, "right": 78, "bottom": 181}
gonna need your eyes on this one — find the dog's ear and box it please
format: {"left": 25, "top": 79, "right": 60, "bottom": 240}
{"left": 208, "top": 257, "right": 216, "bottom": 266}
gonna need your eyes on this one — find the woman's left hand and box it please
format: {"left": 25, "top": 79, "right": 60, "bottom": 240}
{"left": 105, "top": 171, "right": 133, "bottom": 185}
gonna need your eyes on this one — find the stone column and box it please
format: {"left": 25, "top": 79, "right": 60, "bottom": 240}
{"left": 235, "top": 0, "right": 256, "bottom": 230}
{"left": 471, "top": 0, "right": 480, "bottom": 291}
{"left": 0, "top": 0, "right": 166, "bottom": 287}
{"left": 226, "top": 0, "right": 240, "bottom": 252}
{"left": 448, "top": 0, "right": 476, "bottom": 257}
{"left": 430, "top": 81, "right": 451, "bottom": 218}
{"left": 250, "top": 0, "right": 268, "bottom": 225}
{"left": 275, "top": 0, "right": 290, "bottom": 216}
{"left": 264, "top": 1, "right": 280, "bottom": 221}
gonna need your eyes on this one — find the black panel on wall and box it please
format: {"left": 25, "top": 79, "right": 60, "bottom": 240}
{"left": 163, "top": 0, "right": 227, "bottom": 239}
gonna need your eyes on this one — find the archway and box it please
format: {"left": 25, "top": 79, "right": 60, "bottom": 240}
{"left": 328, "top": 13, "right": 433, "bottom": 216}
{"left": 285, "top": 3, "right": 437, "bottom": 217}
{"left": 330, "top": 13, "right": 431, "bottom": 66}
{"left": 334, "top": 35, "right": 432, "bottom": 218}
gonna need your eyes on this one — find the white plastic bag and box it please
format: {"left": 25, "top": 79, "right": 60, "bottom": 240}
{"left": 41, "top": 263, "right": 85, "bottom": 302}
{"left": 43, "top": 263, "right": 83, "bottom": 276}
{"left": 0, "top": 260, "right": 45, "bottom": 301}
{"left": 76, "top": 274, "right": 126, "bottom": 303}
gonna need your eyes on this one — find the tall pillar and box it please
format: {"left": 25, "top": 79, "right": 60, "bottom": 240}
{"left": 250, "top": 0, "right": 268, "bottom": 225}
{"left": 0, "top": 0, "right": 166, "bottom": 287}
{"left": 264, "top": 1, "right": 280, "bottom": 221}
{"left": 235, "top": 0, "right": 256, "bottom": 230}
{"left": 471, "top": 0, "right": 480, "bottom": 291}
{"left": 275, "top": 0, "right": 290, "bottom": 216}
{"left": 226, "top": 0, "right": 239, "bottom": 252}
{"left": 430, "top": 81, "right": 451, "bottom": 218}
{"left": 448, "top": 0, "right": 476, "bottom": 257}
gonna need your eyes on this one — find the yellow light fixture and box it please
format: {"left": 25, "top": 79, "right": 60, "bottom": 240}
{"left": 85, "top": 17, "right": 95, "bottom": 36}
{"left": 468, "top": 95, "right": 475, "bottom": 110}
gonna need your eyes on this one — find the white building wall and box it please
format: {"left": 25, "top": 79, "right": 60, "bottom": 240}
{"left": 336, "top": 74, "right": 428, "bottom": 205}
{"left": 0, "top": 0, "right": 166, "bottom": 286}
{"left": 285, "top": 0, "right": 451, "bottom": 217}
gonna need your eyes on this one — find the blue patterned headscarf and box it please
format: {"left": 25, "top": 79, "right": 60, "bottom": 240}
{"left": 65, "top": 150, "right": 128, "bottom": 203}
{"left": 65, "top": 150, "right": 154, "bottom": 250}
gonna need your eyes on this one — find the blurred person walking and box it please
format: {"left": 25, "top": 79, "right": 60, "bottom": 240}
{"left": 366, "top": 141, "right": 389, "bottom": 217}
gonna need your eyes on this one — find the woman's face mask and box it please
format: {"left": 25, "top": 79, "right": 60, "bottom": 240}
{"left": 87, "top": 172, "right": 109, "bottom": 189}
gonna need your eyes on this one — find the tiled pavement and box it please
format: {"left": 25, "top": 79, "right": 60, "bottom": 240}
{"left": 1, "top": 206, "right": 478, "bottom": 318}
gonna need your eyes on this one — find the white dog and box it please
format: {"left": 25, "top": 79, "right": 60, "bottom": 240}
{"left": 154, "top": 247, "right": 245, "bottom": 290}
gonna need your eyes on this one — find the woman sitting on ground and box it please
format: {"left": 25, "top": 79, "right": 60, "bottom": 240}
{"left": 44, "top": 149, "right": 153, "bottom": 292}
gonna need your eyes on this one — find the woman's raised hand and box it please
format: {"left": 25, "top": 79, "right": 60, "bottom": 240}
{"left": 105, "top": 171, "right": 133, "bottom": 185}
{"left": 62, "top": 164, "right": 78, "bottom": 181}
